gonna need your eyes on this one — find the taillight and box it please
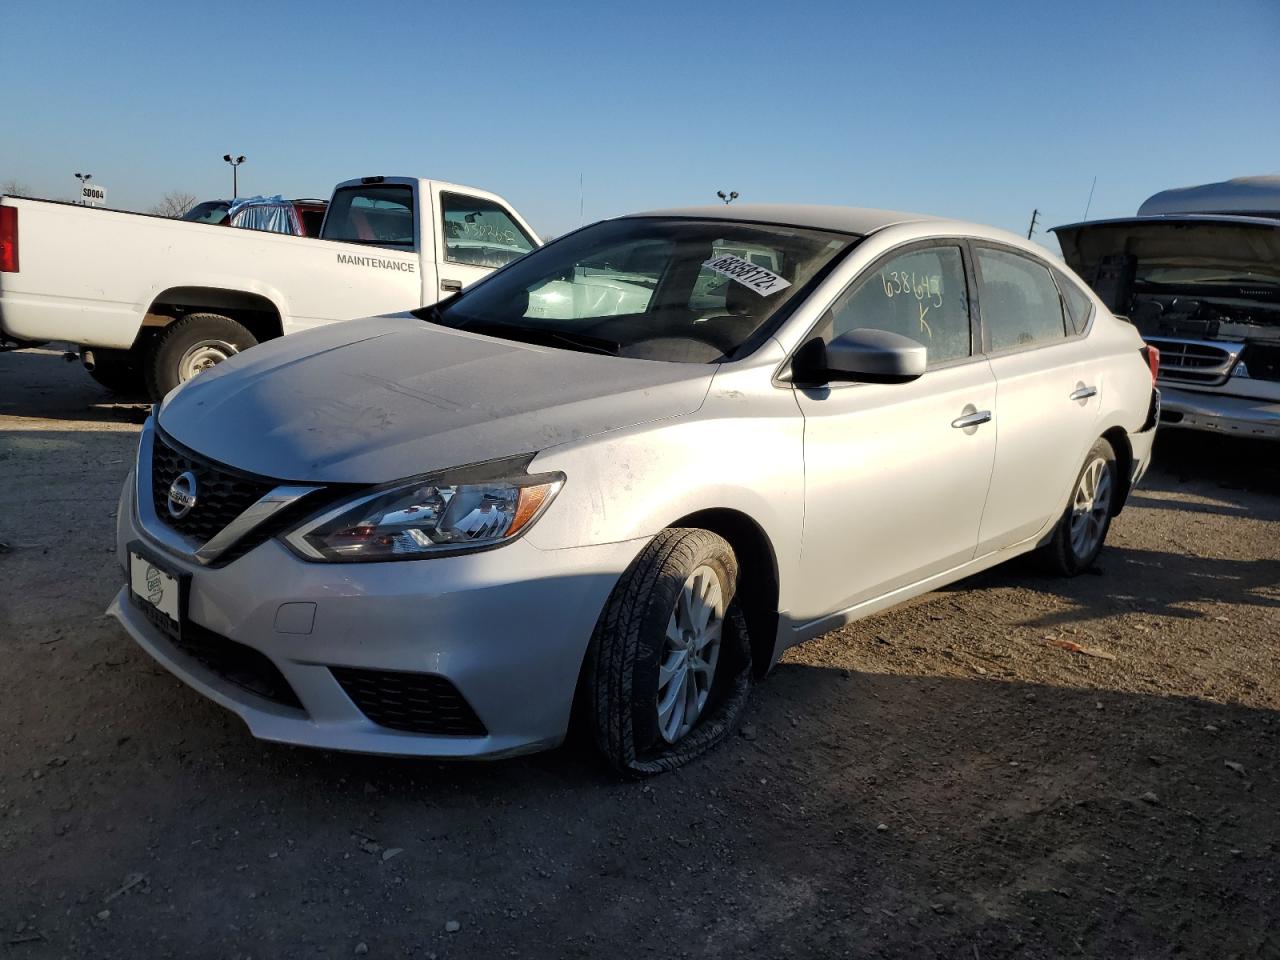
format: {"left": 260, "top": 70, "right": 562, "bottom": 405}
{"left": 0, "top": 205, "right": 16, "bottom": 273}
{"left": 1140, "top": 344, "right": 1159, "bottom": 383}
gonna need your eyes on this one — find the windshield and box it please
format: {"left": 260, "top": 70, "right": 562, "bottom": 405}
{"left": 182, "top": 201, "right": 230, "bottom": 224}
{"left": 1136, "top": 265, "right": 1280, "bottom": 287}
{"left": 422, "top": 217, "right": 853, "bottom": 363}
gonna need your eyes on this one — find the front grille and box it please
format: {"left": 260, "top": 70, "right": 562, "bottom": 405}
{"left": 1147, "top": 336, "right": 1242, "bottom": 386}
{"left": 131, "top": 594, "right": 302, "bottom": 708}
{"left": 151, "top": 432, "right": 276, "bottom": 545}
{"left": 332, "top": 667, "right": 487, "bottom": 736}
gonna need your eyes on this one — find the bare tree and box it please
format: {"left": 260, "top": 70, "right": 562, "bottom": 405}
{"left": 1, "top": 178, "right": 32, "bottom": 198}
{"left": 149, "top": 191, "right": 199, "bottom": 218}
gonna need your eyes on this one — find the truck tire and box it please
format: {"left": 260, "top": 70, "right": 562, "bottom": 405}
{"left": 586, "top": 528, "right": 753, "bottom": 777}
{"left": 84, "top": 348, "right": 146, "bottom": 396}
{"left": 145, "top": 313, "right": 257, "bottom": 399}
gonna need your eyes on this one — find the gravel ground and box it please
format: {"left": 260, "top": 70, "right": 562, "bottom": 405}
{"left": 1, "top": 348, "right": 1277, "bottom": 959}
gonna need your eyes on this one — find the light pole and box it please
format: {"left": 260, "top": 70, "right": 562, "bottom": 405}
{"left": 75, "top": 172, "right": 92, "bottom": 204}
{"left": 716, "top": 190, "right": 739, "bottom": 204}
{"left": 222, "top": 154, "right": 246, "bottom": 198}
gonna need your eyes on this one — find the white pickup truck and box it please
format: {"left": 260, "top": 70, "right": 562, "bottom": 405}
{"left": 0, "top": 176, "right": 540, "bottom": 398}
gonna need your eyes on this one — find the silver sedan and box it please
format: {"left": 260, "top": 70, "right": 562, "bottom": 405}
{"left": 110, "top": 204, "right": 1160, "bottom": 775}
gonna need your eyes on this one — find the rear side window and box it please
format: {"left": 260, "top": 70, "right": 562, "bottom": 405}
{"left": 1056, "top": 270, "right": 1094, "bottom": 334}
{"left": 441, "top": 193, "right": 535, "bottom": 268}
{"left": 323, "top": 185, "right": 415, "bottom": 248}
{"left": 826, "top": 245, "right": 972, "bottom": 365}
{"left": 975, "top": 248, "right": 1068, "bottom": 351}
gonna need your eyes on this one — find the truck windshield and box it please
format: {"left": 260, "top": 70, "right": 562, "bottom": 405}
{"left": 322, "top": 185, "right": 415, "bottom": 248}
{"left": 423, "top": 217, "right": 855, "bottom": 363}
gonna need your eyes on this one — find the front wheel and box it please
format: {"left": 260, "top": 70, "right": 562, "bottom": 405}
{"left": 145, "top": 313, "right": 257, "bottom": 400}
{"left": 586, "top": 528, "right": 753, "bottom": 776}
{"left": 1039, "top": 437, "right": 1119, "bottom": 576}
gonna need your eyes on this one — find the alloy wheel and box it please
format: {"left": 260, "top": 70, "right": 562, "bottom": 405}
{"left": 656, "top": 564, "right": 725, "bottom": 744}
{"left": 1069, "top": 456, "right": 1113, "bottom": 560}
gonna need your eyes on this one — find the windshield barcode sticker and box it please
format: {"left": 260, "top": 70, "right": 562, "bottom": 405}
{"left": 702, "top": 254, "right": 791, "bottom": 296}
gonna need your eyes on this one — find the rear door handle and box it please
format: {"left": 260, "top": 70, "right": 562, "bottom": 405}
{"left": 1070, "top": 385, "right": 1098, "bottom": 401}
{"left": 440, "top": 279, "right": 463, "bottom": 292}
{"left": 951, "top": 410, "right": 992, "bottom": 429}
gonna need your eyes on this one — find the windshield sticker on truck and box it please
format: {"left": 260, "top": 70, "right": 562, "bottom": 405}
{"left": 701, "top": 254, "right": 791, "bottom": 296}
{"left": 336, "top": 253, "right": 416, "bottom": 272}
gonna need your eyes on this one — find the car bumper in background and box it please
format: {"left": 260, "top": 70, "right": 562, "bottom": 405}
{"left": 1158, "top": 385, "right": 1280, "bottom": 440}
{"left": 109, "top": 477, "right": 644, "bottom": 758}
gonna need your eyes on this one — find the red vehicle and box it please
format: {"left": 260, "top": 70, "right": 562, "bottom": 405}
{"left": 182, "top": 196, "right": 328, "bottom": 237}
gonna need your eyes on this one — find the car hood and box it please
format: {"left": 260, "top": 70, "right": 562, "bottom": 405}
{"left": 157, "top": 314, "right": 713, "bottom": 483}
{"left": 1053, "top": 216, "right": 1280, "bottom": 280}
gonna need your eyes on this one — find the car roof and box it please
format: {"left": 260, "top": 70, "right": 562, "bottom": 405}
{"left": 623, "top": 203, "right": 941, "bottom": 236}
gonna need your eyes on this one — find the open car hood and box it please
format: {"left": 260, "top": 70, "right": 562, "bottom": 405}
{"left": 1053, "top": 216, "right": 1280, "bottom": 281}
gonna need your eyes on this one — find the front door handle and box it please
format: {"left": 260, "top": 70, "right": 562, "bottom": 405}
{"left": 1070, "top": 385, "right": 1098, "bottom": 401}
{"left": 951, "top": 410, "right": 992, "bottom": 429}
{"left": 440, "top": 278, "right": 463, "bottom": 292}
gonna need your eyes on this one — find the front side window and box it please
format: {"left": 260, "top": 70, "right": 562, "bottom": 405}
{"left": 976, "top": 248, "right": 1068, "bottom": 351}
{"left": 322, "top": 185, "right": 415, "bottom": 247}
{"left": 441, "top": 193, "right": 535, "bottom": 269}
{"left": 426, "top": 217, "right": 853, "bottom": 363}
{"left": 825, "top": 245, "right": 971, "bottom": 365}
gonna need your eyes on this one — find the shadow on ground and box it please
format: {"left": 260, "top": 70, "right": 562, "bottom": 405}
{"left": 5, "top": 659, "right": 1278, "bottom": 960}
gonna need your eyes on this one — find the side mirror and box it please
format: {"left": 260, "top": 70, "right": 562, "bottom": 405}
{"left": 793, "top": 329, "right": 927, "bottom": 384}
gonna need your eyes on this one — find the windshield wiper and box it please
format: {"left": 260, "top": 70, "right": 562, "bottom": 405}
{"left": 459, "top": 320, "right": 621, "bottom": 356}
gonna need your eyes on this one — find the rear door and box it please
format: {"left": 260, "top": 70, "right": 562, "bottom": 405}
{"left": 430, "top": 188, "right": 538, "bottom": 300}
{"left": 972, "top": 244, "right": 1103, "bottom": 554}
{"left": 791, "top": 241, "right": 997, "bottom": 620}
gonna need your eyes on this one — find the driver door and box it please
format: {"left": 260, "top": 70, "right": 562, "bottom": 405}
{"left": 432, "top": 188, "right": 538, "bottom": 299}
{"left": 790, "top": 242, "right": 997, "bottom": 622}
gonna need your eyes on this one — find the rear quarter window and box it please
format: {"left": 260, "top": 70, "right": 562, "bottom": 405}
{"left": 1056, "top": 269, "right": 1095, "bottom": 334}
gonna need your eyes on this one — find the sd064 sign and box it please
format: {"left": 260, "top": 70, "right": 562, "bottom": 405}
{"left": 702, "top": 253, "right": 791, "bottom": 296}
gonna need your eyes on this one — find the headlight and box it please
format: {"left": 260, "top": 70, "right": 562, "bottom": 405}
{"left": 282, "top": 466, "right": 563, "bottom": 562}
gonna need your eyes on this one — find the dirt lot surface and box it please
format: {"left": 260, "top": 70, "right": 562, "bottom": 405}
{"left": 2, "top": 348, "right": 1278, "bottom": 959}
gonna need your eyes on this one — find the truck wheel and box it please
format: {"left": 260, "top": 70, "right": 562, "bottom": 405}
{"left": 145, "top": 313, "right": 257, "bottom": 399}
{"left": 586, "top": 528, "right": 753, "bottom": 777}
{"left": 84, "top": 348, "right": 146, "bottom": 396}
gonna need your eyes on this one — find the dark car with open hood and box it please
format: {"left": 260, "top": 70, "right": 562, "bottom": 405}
{"left": 1054, "top": 176, "right": 1280, "bottom": 441}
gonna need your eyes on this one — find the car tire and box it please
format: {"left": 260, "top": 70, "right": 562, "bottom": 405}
{"left": 1039, "top": 437, "right": 1119, "bottom": 576}
{"left": 587, "top": 527, "right": 753, "bottom": 777}
{"left": 145, "top": 313, "right": 257, "bottom": 400}
{"left": 85, "top": 347, "right": 146, "bottom": 396}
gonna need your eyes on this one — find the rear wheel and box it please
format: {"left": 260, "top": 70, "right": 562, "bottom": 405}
{"left": 145, "top": 313, "right": 257, "bottom": 399}
{"left": 84, "top": 347, "right": 145, "bottom": 396}
{"left": 1040, "top": 437, "right": 1118, "bottom": 576}
{"left": 587, "top": 528, "right": 753, "bottom": 776}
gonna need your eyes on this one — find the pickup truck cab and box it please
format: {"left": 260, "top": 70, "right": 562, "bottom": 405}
{"left": 0, "top": 176, "right": 539, "bottom": 398}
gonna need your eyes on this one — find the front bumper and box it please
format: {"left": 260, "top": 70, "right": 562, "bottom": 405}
{"left": 110, "top": 474, "right": 646, "bottom": 758}
{"left": 1158, "top": 384, "right": 1280, "bottom": 440}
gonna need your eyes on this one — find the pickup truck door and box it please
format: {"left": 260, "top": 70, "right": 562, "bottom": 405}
{"left": 428, "top": 186, "right": 538, "bottom": 300}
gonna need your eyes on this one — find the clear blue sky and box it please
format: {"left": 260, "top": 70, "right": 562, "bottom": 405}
{"left": 3, "top": 0, "right": 1277, "bottom": 246}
